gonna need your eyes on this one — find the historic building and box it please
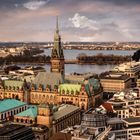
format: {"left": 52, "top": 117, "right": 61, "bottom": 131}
{"left": 0, "top": 18, "right": 102, "bottom": 111}
{"left": 13, "top": 103, "right": 81, "bottom": 136}
{"left": 0, "top": 99, "right": 28, "bottom": 121}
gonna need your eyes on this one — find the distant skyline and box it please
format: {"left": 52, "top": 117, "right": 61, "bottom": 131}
{"left": 0, "top": 0, "right": 140, "bottom": 42}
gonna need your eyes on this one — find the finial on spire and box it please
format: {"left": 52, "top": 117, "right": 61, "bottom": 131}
{"left": 56, "top": 16, "right": 59, "bottom": 32}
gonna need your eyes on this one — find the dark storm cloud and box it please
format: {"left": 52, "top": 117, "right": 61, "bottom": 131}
{"left": 98, "top": 0, "right": 140, "bottom": 5}
{"left": 0, "top": 0, "right": 23, "bottom": 8}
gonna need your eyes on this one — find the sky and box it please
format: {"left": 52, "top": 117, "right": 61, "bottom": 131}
{"left": 0, "top": 0, "right": 140, "bottom": 42}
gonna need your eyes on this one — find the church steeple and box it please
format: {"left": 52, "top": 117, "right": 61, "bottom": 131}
{"left": 50, "top": 17, "right": 65, "bottom": 75}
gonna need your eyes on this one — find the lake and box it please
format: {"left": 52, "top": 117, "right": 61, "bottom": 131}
{"left": 19, "top": 49, "right": 136, "bottom": 74}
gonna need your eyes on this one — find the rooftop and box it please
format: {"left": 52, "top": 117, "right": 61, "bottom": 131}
{"left": 100, "top": 73, "right": 130, "bottom": 80}
{"left": 123, "top": 117, "right": 140, "bottom": 124}
{"left": 33, "top": 72, "right": 64, "bottom": 89}
{"left": 49, "top": 132, "right": 71, "bottom": 140}
{"left": 58, "top": 84, "right": 81, "bottom": 95}
{"left": 0, "top": 99, "right": 26, "bottom": 113}
{"left": 15, "top": 105, "right": 37, "bottom": 118}
{"left": 4, "top": 80, "right": 24, "bottom": 90}
{"left": 53, "top": 104, "right": 80, "bottom": 120}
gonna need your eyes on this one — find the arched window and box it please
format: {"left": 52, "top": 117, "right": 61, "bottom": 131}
{"left": 15, "top": 95, "right": 19, "bottom": 100}
{"left": 25, "top": 119, "right": 28, "bottom": 123}
{"left": 16, "top": 118, "right": 19, "bottom": 122}
{"left": 50, "top": 95, "right": 53, "bottom": 100}
{"left": 32, "top": 94, "right": 34, "bottom": 99}
{"left": 4, "top": 113, "right": 6, "bottom": 118}
{"left": 46, "top": 95, "right": 49, "bottom": 99}
{"left": 12, "top": 94, "right": 15, "bottom": 98}
{"left": 30, "top": 120, "right": 33, "bottom": 124}
{"left": 35, "top": 94, "right": 38, "bottom": 98}
{"left": 1, "top": 114, "right": 3, "bottom": 120}
{"left": 21, "top": 119, "right": 23, "bottom": 123}
{"left": 81, "top": 103, "right": 85, "bottom": 110}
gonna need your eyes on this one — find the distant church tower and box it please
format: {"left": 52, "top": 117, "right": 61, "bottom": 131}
{"left": 50, "top": 17, "right": 65, "bottom": 75}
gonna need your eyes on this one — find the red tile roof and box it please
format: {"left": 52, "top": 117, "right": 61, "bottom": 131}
{"left": 102, "top": 102, "right": 113, "bottom": 112}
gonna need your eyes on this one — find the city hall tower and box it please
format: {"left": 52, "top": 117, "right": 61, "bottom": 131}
{"left": 50, "top": 17, "right": 65, "bottom": 75}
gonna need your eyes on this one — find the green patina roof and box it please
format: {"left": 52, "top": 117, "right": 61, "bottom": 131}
{"left": 58, "top": 84, "right": 81, "bottom": 95}
{"left": 88, "top": 78, "right": 100, "bottom": 90}
{"left": 0, "top": 99, "right": 26, "bottom": 113}
{"left": 15, "top": 105, "right": 37, "bottom": 118}
{"left": 4, "top": 80, "right": 24, "bottom": 90}
{"left": 84, "top": 78, "right": 101, "bottom": 96}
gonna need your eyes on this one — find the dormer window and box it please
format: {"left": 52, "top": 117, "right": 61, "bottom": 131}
{"left": 62, "top": 90, "right": 65, "bottom": 94}
{"left": 67, "top": 90, "right": 69, "bottom": 94}
{"left": 17, "top": 87, "right": 19, "bottom": 91}
{"left": 71, "top": 90, "right": 74, "bottom": 95}
{"left": 9, "top": 86, "right": 12, "bottom": 90}
{"left": 13, "top": 86, "right": 15, "bottom": 91}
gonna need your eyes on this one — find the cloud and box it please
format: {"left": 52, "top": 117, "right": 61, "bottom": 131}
{"left": 68, "top": 13, "right": 136, "bottom": 42}
{"left": 23, "top": 0, "right": 49, "bottom": 10}
{"left": 69, "top": 13, "right": 99, "bottom": 30}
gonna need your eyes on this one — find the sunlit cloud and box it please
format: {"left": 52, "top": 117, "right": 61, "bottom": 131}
{"left": 69, "top": 13, "right": 98, "bottom": 30}
{"left": 23, "top": 0, "right": 50, "bottom": 10}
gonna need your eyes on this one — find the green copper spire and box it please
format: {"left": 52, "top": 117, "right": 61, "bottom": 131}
{"left": 56, "top": 16, "right": 59, "bottom": 34}
{"left": 51, "top": 17, "right": 64, "bottom": 58}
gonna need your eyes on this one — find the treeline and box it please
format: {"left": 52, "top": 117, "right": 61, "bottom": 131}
{"left": 0, "top": 54, "right": 51, "bottom": 65}
{"left": 23, "top": 48, "right": 44, "bottom": 56}
{"left": 77, "top": 53, "right": 131, "bottom": 65}
{"left": 132, "top": 49, "right": 140, "bottom": 62}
